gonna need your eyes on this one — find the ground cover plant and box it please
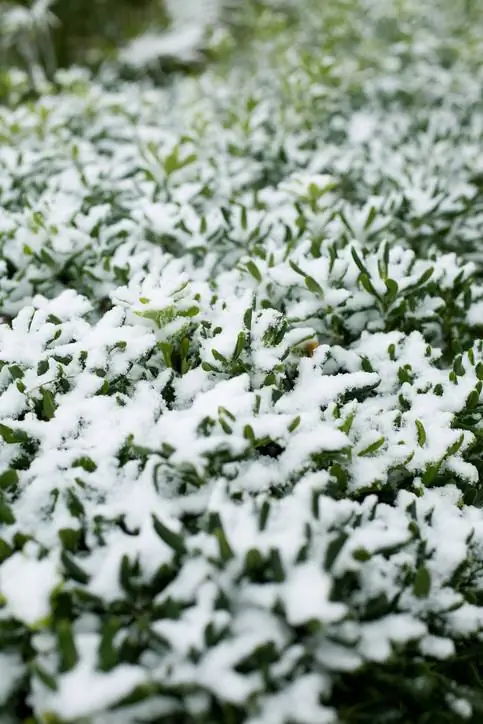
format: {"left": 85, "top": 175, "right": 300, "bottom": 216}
{"left": 1, "top": 0, "right": 483, "bottom": 722}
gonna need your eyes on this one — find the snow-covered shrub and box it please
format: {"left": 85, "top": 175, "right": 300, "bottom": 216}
{"left": 1, "top": 0, "right": 483, "bottom": 722}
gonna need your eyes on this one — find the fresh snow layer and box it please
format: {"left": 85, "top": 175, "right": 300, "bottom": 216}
{"left": 1, "top": 0, "right": 483, "bottom": 722}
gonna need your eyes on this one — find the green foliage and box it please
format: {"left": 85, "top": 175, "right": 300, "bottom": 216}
{"left": 1, "top": 1, "right": 483, "bottom": 723}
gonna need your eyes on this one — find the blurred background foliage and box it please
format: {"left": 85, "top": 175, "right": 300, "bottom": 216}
{"left": 1, "top": 0, "right": 168, "bottom": 67}
{"left": 0, "top": 0, "right": 303, "bottom": 103}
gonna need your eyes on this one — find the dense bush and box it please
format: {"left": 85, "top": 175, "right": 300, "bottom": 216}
{"left": 1, "top": 0, "right": 483, "bottom": 722}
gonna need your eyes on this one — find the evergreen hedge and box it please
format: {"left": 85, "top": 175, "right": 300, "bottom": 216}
{"left": 1, "top": 1, "right": 483, "bottom": 722}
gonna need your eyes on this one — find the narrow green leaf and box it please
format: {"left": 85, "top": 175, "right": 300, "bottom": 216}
{"left": 246, "top": 260, "right": 262, "bottom": 283}
{"left": 233, "top": 332, "right": 246, "bottom": 360}
{"left": 243, "top": 307, "right": 253, "bottom": 330}
{"left": 215, "top": 526, "right": 234, "bottom": 562}
{"left": 212, "top": 348, "right": 227, "bottom": 364}
{"left": 61, "top": 551, "right": 89, "bottom": 584}
{"left": 158, "top": 342, "right": 173, "bottom": 368}
{"left": 31, "top": 663, "right": 58, "bottom": 691}
{"left": 98, "top": 618, "right": 122, "bottom": 672}
{"left": 466, "top": 387, "right": 481, "bottom": 409}
{"left": 269, "top": 548, "right": 285, "bottom": 582}
{"left": 152, "top": 515, "right": 186, "bottom": 555}
{"left": 384, "top": 278, "right": 399, "bottom": 297}
{"left": 453, "top": 356, "right": 465, "bottom": 377}
{"left": 57, "top": 620, "right": 78, "bottom": 673}
{"left": 339, "top": 411, "right": 355, "bottom": 435}
{"left": 0, "top": 538, "right": 12, "bottom": 563}
{"left": 258, "top": 500, "right": 270, "bottom": 531}
{"left": 350, "top": 247, "right": 367, "bottom": 274}
{"left": 243, "top": 424, "right": 255, "bottom": 441}
{"left": 415, "top": 420, "right": 426, "bottom": 447}
{"left": 445, "top": 433, "right": 465, "bottom": 458}
{"left": 0, "top": 424, "right": 29, "bottom": 444}
{"left": 305, "top": 275, "right": 324, "bottom": 296}
{"left": 177, "top": 306, "right": 200, "bottom": 318}
{"left": 413, "top": 566, "right": 431, "bottom": 598}
{"left": 0, "top": 499, "right": 16, "bottom": 525}
{"left": 0, "top": 469, "right": 18, "bottom": 491}
{"left": 358, "top": 437, "right": 385, "bottom": 457}
{"left": 359, "top": 273, "right": 381, "bottom": 300}
{"left": 289, "top": 260, "right": 305, "bottom": 276}
{"left": 364, "top": 205, "right": 377, "bottom": 230}
{"left": 325, "top": 532, "right": 349, "bottom": 570}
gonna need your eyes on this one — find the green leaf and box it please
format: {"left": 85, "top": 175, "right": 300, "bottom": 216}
{"left": 350, "top": 247, "right": 367, "bottom": 274}
{"left": 31, "top": 663, "right": 58, "bottom": 692}
{"left": 66, "top": 489, "right": 85, "bottom": 519}
{"left": 61, "top": 551, "right": 89, "bottom": 584}
{"left": 233, "top": 332, "right": 246, "bottom": 360}
{"left": 358, "top": 437, "right": 385, "bottom": 457}
{"left": 0, "top": 499, "right": 16, "bottom": 525}
{"left": 246, "top": 260, "right": 262, "bottom": 283}
{"left": 177, "top": 305, "right": 200, "bottom": 318}
{"left": 325, "top": 532, "right": 348, "bottom": 570}
{"left": 413, "top": 566, "right": 431, "bottom": 598}
{"left": 453, "top": 355, "right": 465, "bottom": 377}
{"left": 269, "top": 548, "right": 285, "bottom": 582}
{"left": 445, "top": 433, "right": 465, "bottom": 458}
{"left": 0, "top": 424, "right": 29, "bottom": 444}
{"left": 0, "top": 538, "right": 12, "bottom": 563}
{"left": 152, "top": 515, "right": 186, "bottom": 555}
{"left": 359, "top": 273, "right": 381, "bottom": 300}
{"left": 243, "top": 424, "right": 255, "bottom": 440}
{"left": 363, "top": 205, "right": 377, "bottom": 230}
{"left": 243, "top": 307, "right": 253, "bottom": 330}
{"left": 338, "top": 411, "right": 355, "bottom": 435}
{"left": 0, "top": 469, "right": 18, "bottom": 491}
{"left": 57, "top": 620, "right": 78, "bottom": 673}
{"left": 287, "top": 416, "right": 301, "bottom": 433}
{"left": 244, "top": 548, "right": 264, "bottom": 575}
{"left": 219, "top": 417, "right": 233, "bottom": 434}
{"left": 212, "top": 348, "right": 227, "bottom": 364}
{"left": 258, "top": 500, "right": 270, "bottom": 531}
{"left": 41, "top": 389, "right": 57, "bottom": 420}
{"left": 289, "top": 259, "right": 305, "bottom": 276}
{"left": 305, "top": 275, "right": 324, "bottom": 296}
{"left": 415, "top": 420, "right": 426, "bottom": 447}
{"left": 240, "top": 205, "right": 248, "bottom": 230}
{"left": 58, "top": 528, "right": 82, "bottom": 551}
{"left": 72, "top": 457, "right": 97, "bottom": 473}
{"left": 353, "top": 547, "right": 371, "bottom": 562}
{"left": 215, "top": 525, "right": 234, "bottom": 562}
{"left": 422, "top": 461, "right": 442, "bottom": 485}
{"left": 98, "top": 617, "right": 122, "bottom": 672}
{"left": 384, "top": 278, "right": 399, "bottom": 297}
{"left": 9, "top": 364, "right": 24, "bottom": 380}
{"left": 466, "top": 386, "right": 481, "bottom": 409}
{"left": 414, "top": 267, "right": 434, "bottom": 288}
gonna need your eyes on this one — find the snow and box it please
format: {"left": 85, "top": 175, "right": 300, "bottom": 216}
{"left": 0, "top": 551, "right": 60, "bottom": 626}
{"left": 34, "top": 634, "right": 146, "bottom": 720}
{"left": 1, "top": 0, "right": 483, "bottom": 720}
{"left": 283, "top": 562, "right": 346, "bottom": 626}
